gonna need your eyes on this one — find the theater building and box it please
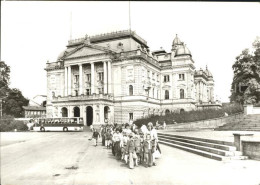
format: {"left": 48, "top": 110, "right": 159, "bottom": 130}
{"left": 45, "top": 30, "right": 216, "bottom": 126}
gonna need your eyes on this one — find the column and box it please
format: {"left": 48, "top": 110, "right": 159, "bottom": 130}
{"left": 91, "top": 62, "right": 95, "bottom": 94}
{"left": 79, "top": 64, "right": 83, "bottom": 95}
{"left": 64, "top": 67, "right": 67, "bottom": 96}
{"left": 107, "top": 60, "right": 112, "bottom": 94}
{"left": 100, "top": 104, "right": 104, "bottom": 124}
{"left": 68, "top": 65, "right": 72, "bottom": 96}
{"left": 103, "top": 61, "right": 107, "bottom": 94}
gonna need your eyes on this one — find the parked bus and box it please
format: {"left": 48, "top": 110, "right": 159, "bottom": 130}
{"left": 32, "top": 117, "right": 84, "bottom": 132}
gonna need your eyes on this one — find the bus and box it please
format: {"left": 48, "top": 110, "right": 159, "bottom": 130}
{"left": 32, "top": 117, "right": 84, "bottom": 132}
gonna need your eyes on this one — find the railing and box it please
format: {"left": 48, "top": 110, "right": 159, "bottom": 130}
{"left": 52, "top": 94, "right": 114, "bottom": 102}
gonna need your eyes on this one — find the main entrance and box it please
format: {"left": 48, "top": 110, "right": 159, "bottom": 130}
{"left": 86, "top": 106, "right": 93, "bottom": 126}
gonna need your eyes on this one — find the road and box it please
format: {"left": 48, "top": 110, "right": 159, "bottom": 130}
{"left": 1, "top": 131, "right": 260, "bottom": 185}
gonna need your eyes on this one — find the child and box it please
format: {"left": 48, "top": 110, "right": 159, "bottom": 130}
{"left": 126, "top": 132, "right": 137, "bottom": 169}
{"left": 105, "top": 129, "right": 111, "bottom": 149}
{"left": 143, "top": 133, "right": 153, "bottom": 167}
{"left": 92, "top": 129, "right": 100, "bottom": 147}
{"left": 134, "top": 130, "right": 142, "bottom": 166}
{"left": 120, "top": 131, "right": 129, "bottom": 163}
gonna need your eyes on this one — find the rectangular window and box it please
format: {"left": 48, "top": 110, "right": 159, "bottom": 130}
{"left": 86, "top": 74, "right": 91, "bottom": 82}
{"left": 98, "top": 88, "right": 103, "bottom": 94}
{"left": 98, "top": 72, "right": 103, "bottom": 81}
{"left": 164, "top": 75, "right": 170, "bottom": 82}
{"left": 86, "top": 89, "right": 91, "bottom": 95}
{"left": 179, "top": 74, "right": 185, "bottom": 80}
{"left": 129, "top": 113, "right": 133, "bottom": 120}
{"left": 75, "top": 75, "right": 79, "bottom": 83}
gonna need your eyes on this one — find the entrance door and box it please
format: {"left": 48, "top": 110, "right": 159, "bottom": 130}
{"left": 86, "top": 106, "right": 93, "bottom": 126}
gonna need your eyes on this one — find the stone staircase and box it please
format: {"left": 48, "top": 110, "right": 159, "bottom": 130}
{"left": 158, "top": 133, "right": 248, "bottom": 161}
{"left": 215, "top": 114, "right": 260, "bottom": 131}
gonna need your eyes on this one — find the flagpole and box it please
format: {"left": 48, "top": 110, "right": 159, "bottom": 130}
{"left": 129, "top": 1, "right": 131, "bottom": 50}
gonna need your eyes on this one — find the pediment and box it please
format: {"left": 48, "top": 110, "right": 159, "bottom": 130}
{"left": 162, "top": 85, "right": 171, "bottom": 90}
{"left": 64, "top": 44, "right": 116, "bottom": 59}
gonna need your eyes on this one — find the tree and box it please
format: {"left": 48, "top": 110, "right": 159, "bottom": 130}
{"left": 230, "top": 37, "right": 260, "bottom": 104}
{"left": 0, "top": 61, "right": 29, "bottom": 118}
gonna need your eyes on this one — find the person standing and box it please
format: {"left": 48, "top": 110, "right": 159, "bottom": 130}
{"left": 126, "top": 132, "right": 137, "bottom": 169}
{"left": 147, "top": 122, "right": 158, "bottom": 166}
{"left": 163, "top": 121, "right": 167, "bottom": 130}
{"left": 92, "top": 129, "right": 100, "bottom": 146}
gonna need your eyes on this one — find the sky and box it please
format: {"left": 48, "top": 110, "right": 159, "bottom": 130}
{"left": 1, "top": 1, "right": 260, "bottom": 102}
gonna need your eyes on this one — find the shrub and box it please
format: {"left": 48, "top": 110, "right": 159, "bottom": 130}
{"left": 0, "top": 115, "right": 28, "bottom": 132}
{"left": 134, "top": 104, "right": 244, "bottom": 128}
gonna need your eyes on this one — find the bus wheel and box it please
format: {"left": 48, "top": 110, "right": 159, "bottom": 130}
{"left": 40, "top": 127, "right": 45, "bottom": 132}
{"left": 63, "top": 127, "right": 68, "bottom": 132}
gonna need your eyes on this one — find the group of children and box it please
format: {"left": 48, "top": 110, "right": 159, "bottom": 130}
{"left": 91, "top": 122, "right": 161, "bottom": 169}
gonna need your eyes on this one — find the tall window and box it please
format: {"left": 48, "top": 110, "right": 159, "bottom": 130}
{"left": 75, "top": 75, "right": 79, "bottom": 83}
{"left": 98, "top": 88, "right": 103, "bottom": 94}
{"left": 152, "top": 88, "right": 154, "bottom": 98}
{"left": 164, "top": 75, "right": 170, "bottom": 82}
{"left": 129, "top": 113, "right": 133, "bottom": 120}
{"left": 180, "top": 89, "right": 185, "bottom": 99}
{"left": 98, "top": 72, "right": 103, "bottom": 81}
{"left": 129, "top": 85, "right": 133, "bottom": 96}
{"left": 86, "top": 89, "right": 91, "bottom": 95}
{"left": 179, "top": 74, "right": 185, "bottom": 80}
{"left": 86, "top": 74, "right": 91, "bottom": 82}
{"left": 75, "top": 90, "right": 78, "bottom": 96}
{"left": 165, "top": 90, "right": 169, "bottom": 99}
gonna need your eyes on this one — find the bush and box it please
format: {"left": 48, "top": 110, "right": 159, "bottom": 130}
{"left": 0, "top": 115, "right": 28, "bottom": 132}
{"left": 134, "top": 104, "right": 244, "bottom": 128}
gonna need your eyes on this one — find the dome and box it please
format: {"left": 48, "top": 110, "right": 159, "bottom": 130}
{"left": 57, "top": 50, "right": 67, "bottom": 60}
{"left": 175, "top": 45, "right": 192, "bottom": 57}
{"left": 57, "top": 48, "right": 74, "bottom": 60}
{"left": 172, "top": 34, "right": 182, "bottom": 47}
{"left": 205, "top": 66, "right": 213, "bottom": 77}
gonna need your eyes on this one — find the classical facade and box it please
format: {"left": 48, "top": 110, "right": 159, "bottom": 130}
{"left": 45, "top": 30, "right": 217, "bottom": 125}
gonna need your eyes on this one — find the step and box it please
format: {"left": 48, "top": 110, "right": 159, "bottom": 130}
{"left": 158, "top": 133, "right": 234, "bottom": 146}
{"left": 159, "top": 140, "right": 248, "bottom": 161}
{"left": 158, "top": 135, "right": 237, "bottom": 151}
{"left": 159, "top": 137, "right": 240, "bottom": 157}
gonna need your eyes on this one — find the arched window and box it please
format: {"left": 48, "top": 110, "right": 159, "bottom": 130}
{"left": 129, "top": 85, "right": 133, "bottom": 96}
{"left": 180, "top": 89, "right": 184, "bottom": 99}
{"left": 180, "top": 109, "right": 185, "bottom": 114}
{"left": 165, "top": 109, "right": 170, "bottom": 115}
{"left": 165, "top": 90, "right": 169, "bottom": 99}
{"left": 61, "top": 107, "right": 68, "bottom": 117}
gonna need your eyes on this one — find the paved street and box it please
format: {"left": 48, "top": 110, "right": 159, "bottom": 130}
{"left": 1, "top": 131, "right": 260, "bottom": 185}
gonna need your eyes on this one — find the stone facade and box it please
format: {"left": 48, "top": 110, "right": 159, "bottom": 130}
{"left": 45, "top": 30, "right": 216, "bottom": 125}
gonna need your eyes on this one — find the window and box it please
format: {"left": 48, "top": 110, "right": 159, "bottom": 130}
{"left": 147, "top": 71, "right": 150, "bottom": 79}
{"left": 98, "top": 88, "right": 103, "bottom": 94}
{"left": 165, "top": 90, "right": 169, "bottom": 99}
{"left": 164, "top": 75, "right": 170, "bottom": 82}
{"left": 98, "top": 72, "right": 103, "bottom": 81}
{"left": 74, "top": 75, "right": 79, "bottom": 82}
{"left": 129, "top": 85, "right": 133, "bottom": 96}
{"left": 165, "top": 109, "right": 170, "bottom": 115}
{"left": 180, "top": 89, "right": 184, "bottom": 99}
{"left": 157, "top": 74, "right": 159, "bottom": 82}
{"left": 152, "top": 88, "right": 154, "bottom": 98}
{"left": 86, "top": 74, "right": 91, "bottom": 82}
{"left": 86, "top": 89, "right": 91, "bottom": 95}
{"left": 179, "top": 74, "right": 185, "bottom": 80}
{"left": 129, "top": 113, "right": 133, "bottom": 120}
{"left": 75, "top": 90, "right": 78, "bottom": 96}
